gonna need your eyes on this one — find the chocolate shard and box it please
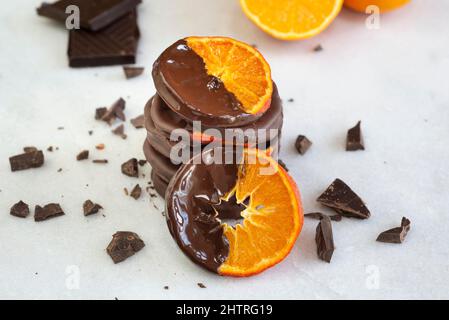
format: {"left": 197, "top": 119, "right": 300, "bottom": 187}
{"left": 278, "top": 159, "right": 289, "bottom": 172}
{"left": 138, "top": 159, "right": 147, "bottom": 166}
{"left": 130, "top": 184, "right": 142, "bottom": 200}
{"left": 130, "top": 114, "right": 144, "bottom": 129}
{"left": 83, "top": 200, "right": 103, "bottom": 216}
{"left": 313, "top": 44, "right": 323, "bottom": 52}
{"left": 34, "top": 203, "right": 65, "bottom": 222}
{"left": 9, "top": 150, "right": 44, "bottom": 172}
{"left": 346, "top": 121, "right": 365, "bottom": 151}
{"left": 112, "top": 124, "right": 127, "bottom": 139}
{"left": 101, "top": 98, "right": 126, "bottom": 124}
{"left": 295, "top": 135, "right": 312, "bottom": 155}
{"left": 95, "top": 107, "right": 107, "bottom": 120}
{"left": 315, "top": 216, "right": 334, "bottom": 263}
{"left": 317, "top": 179, "right": 370, "bottom": 219}
{"left": 305, "top": 212, "right": 342, "bottom": 222}
{"left": 121, "top": 158, "right": 138, "bottom": 177}
{"left": 23, "top": 146, "right": 38, "bottom": 153}
{"left": 68, "top": 11, "right": 139, "bottom": 68}
{"left": 197, "top": 283, "right": 206, "bottom": 289}
{"left": 76, "top": 150, "right": 89, "bottom": 161}
{"left": 10, "top": 201, "right": 30, "bottom": 218}
{"left": 37, "top": 0, "right": 141, "bottom": 31}
{"left": 106, "top": 231, "right": 145, "bottom": 264}
{"left": 376, "top": 217, "right": 411, "bottom": 244}
{"left": 93, "top": 159, "right": 108, "bottom": 164}
{"left": 123, "top": 66, "right": 144, "bottom": 79}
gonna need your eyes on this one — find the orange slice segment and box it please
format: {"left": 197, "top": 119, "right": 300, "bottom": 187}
{"left": 240, "top": 0, "right": 343, "bottom": 40}
{"left": 219, "top": 149, "right": 303, "bottom": 277}
{"left": 186, "top": 36, "right": 273, "bottom": 115}
{"left": 344, "top": 0, "right": 410, "bottom": 13}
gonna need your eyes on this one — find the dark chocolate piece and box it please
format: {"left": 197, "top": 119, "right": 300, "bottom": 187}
{"left": 376, "top": 217, "right": 411, "bottom": 244}
{"left": 295, "top": 135, "right": 312, "bottom": 155}
{"left": 37, "top": 0, "right": 141, "bottom": 31}
{"left": 68, "top": 11, "right": 139, "bottom": 68}
{"left": 47, "top": 146, "right": 54, "bottom": 152}
{"left": 112, "top": 124, "right": 127, "bottom": 139}
{"left": 138, "top": 159, "right": 146, "bottom": 166}
{"left": 93, "top": 159, "right": 108, "bottom": 164}
{"left": 130, "top": 114, "right": 144, "bottom": 128}
{"left": 95, "top": 107, "right": 107, "bottom": 120}
{"left": 278, "top": 159, "right": 289, "bottom": 172}
{"left": 10, "top": 201, "right": 30, "bottom": 218}
{"left": 123, "top": 66, "right": 144, "bottom": 79}
{"left": 76, "top": 150, "right": 89, "bottom": 161}
{"left": 315, "top": 216, "right": 334, "bottom": 263}
{"left": 121, "top": 158, "right": 138, "bottom": 177}
{"left": 101, "top": 98, "right": 126, "bottom": 124}
{"left": 313, "top": 44, "right": 323, "bottom": 52}
{"left": 83, "top": 200, "right": 103, "bottom": 216}
{"left": 317, "top": 179, "right": 370, "bottom": 219}
{"left": 346, "top": 121, "right": 365, "bottom": 151}
{"left": 106, "top": 231, "right": 145, "bottom": 263}
{"left": 305, "top": 212, "right": 342, "bottom": 222}
{"left": 197, "top": 283, "right": 206, "bottom": 289}
{"left": 9, "top": 150, "right": 44, "bottom": 171}
{"left": 34, "top": 203, "right": 65, "bottom": 222}
{"left": 130, "top": 184, "right": 141, "bottom": 199}
{"left": 23, "top": 146, "right": 38, "bottom": 153}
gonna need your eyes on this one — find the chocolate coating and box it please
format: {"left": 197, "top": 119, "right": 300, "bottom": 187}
{"left": 143, "top": 139, "right": 179, "bottom": 182}
{"left": 151, "top": 170, "right": 169, "bottom": 197}
{"left": 152, "top": 39, "right": 266, "bottom": 127}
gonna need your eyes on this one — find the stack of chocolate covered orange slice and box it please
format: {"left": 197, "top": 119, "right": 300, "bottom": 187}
{"left": 144, "top": 37, "right": 284, "bottom": 196}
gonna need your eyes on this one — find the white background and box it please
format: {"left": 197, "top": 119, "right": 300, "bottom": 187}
{"left": 0, "top": 0, "right": 448, "bottom": 299}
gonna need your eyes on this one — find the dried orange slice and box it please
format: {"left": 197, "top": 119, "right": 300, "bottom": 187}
{"left": 185, "top": 36, "right": 273, "bottom": 115}
{"left": 219, "top": 148, "right": 303, "bottom": 276}
{"left": 240, "top": 0, "right": 343, "bottom": 40}
{"left": 344, "top": 0, "right": 410, "bottom": 13}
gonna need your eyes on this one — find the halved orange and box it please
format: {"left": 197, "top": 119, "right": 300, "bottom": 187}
{"left": 344, "top": 0, "right": 410, "bottom": 13}
{"left": 240, "top": 0, "right": 343, "bottom": 40}
{"left": 185, "top": 36, "right": 273, "bottom": 115}
{"left": 219, "top": 148, "right": 303, "bottom": 276}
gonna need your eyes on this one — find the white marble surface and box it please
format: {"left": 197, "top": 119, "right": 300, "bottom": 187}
{"left": 0, "top": 0, "right": 448, "bottom": 299}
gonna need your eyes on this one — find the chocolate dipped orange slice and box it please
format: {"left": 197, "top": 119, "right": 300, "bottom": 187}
{"left": 165, "top": 148, "right": 303, "bottom": 276}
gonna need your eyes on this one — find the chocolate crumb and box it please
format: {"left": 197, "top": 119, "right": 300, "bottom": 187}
{"left": 57, "top": 168, "right": 62, "bottom": 172}
{"left": 112, "top": 124, "right": 127, "bottom": 139}
{"left": 10, "top": 201, "right": 30, "bottom": 218}
{"left": 57, "top": 126, "right": 64, "bottom": 130}
{"left": 93, "top": 159, "right": 108, "bottom": 164}
{"left": 34, "top": 203, "right": 65, "bottom": 222}
{"left": 197, "top": 283, "right": 206, "bottom": 288}
{"left": 76, "top": 150, "right": 89, "bottom": 161}
{"left": 288, "top": 98, "right": 294, "bottom": 102}
{"left": 106, "top": 231, "right": 145, "bottom": 264}
{"left": 23, "top": 146, "right": 38, "bottom": 153}
{"left": 88, "top": 130, "right": 93, "bottom": 136}
{"left": 83, "top": 200, "right": 103, "bottom": 216}
{"left": 377, "top": 217, "right": 411, "bottom": 244}
{"left": 138, "top": 159, "right": 147, "bottom": 166}
{"left": 10, "top": 150, "right": 44, "bottom": 171}
{"left": 130, "top": 114, "right": 144, "bottom": 129}
{"left": 164, "top": 286, "right": 169, "bottom": 290}
{"left": 315, "top": 216, "right": 334, "bottom": 263}
{"left": 130, "top": 184, "right": 142, "bottom": 200}
{"left": 313, "top": 44, "right": 323, "bottom": 52}
{"left": 121, "top": 158, "right": 138, "bottom": 177}
{"left": 295, "top": 135, "right": 312, "bottom": 155}
{"left": 47, "top": 146, "right": 53, "bottom": 152}
{"left": 346, "top": 121, "right": 365, "bottom": 151}
{"left": 123, "top": 66, "right": 144, "bottom": 79}
{"left": 124, "top": 187, "right": 129, "bottom": 196}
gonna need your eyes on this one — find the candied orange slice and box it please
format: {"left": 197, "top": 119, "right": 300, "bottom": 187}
{"left": 344, "top": 0, "right": 410, "bottom": 13}
{"left": 240, "top": 0, "right": 343, "bottom": 40}
{"left": 219, "top": 148, "right": 303, "bottom": 276}
{"left": 186, "top": 36, "right": 272, "bottom": 115}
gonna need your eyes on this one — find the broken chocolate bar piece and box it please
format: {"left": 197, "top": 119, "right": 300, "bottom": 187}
{"left": 315, "top": 216, "right": 334, "bottom": 263}
{"left": 101, "top": 98, "right": 126, "bottom": 124}
{"left": 95, "top": 107, "right": 107, "bottom": 120}
{"left": 93, "top": 159, "right": 108, "bottom": 164}
{"left": 317, "top": 179, "right": 370, "bottom": 219}
{"left": 23, "top": 146, "right": 38, "bottom": 153}
{"left": 106, "top": 231, "right": 145, "bottom": 263}
{"left": 68, "top": 11, "right": 139, "bottom": 67}
{"left": 130, "top": 114, "right": 144, "bottom": 128}
{"left": 346, "top": 121, "right": 365, "bottom": 151}
{"left": 10, "top": 150, "right": 44, "bottom": 171}
{"left": 295, "top": 135, "right": 312, "bottom": 155}
{"left": 37, "top": 0, "right": 141, "bottom": 31}
{"left": 305, "top": 212, "right": 342, "bottom": 222}
{"left": 76, "top": 150, "right": 89, "bottom": 161}
{"left": 123, "top": 66, "right": 144, "bottom": 79}
{"left": 83, "top": 200, "right": 103, "bottom": 216}
{"left": 197, "top": 283, "right": 206, "bottom": 289}
{"left": 34, "top": 203, "right": 65, "bottom": 222}
{"left": 130, "top": 184, "right": 141, "bottom": 200}
{"left": 112, "top": 124, "right": 127, "bottom": 139}
{"left": 376, "top": 217, "right": 411, "bottom": 244}
{"left": 121, "top": 158, "right": 138, "bottom": 177}
{"left": 10, "top": 201, "right": 30, "bottom": 218}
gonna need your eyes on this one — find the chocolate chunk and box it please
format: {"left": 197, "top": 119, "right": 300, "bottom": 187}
{"left": 164, "top": 286, "right": 169, "bottom": 290}
{"left": 9, "top": 150, "right": 44, "bottom": 172}
{"left": 106, "top": 231, "right": 145, "bottom": 264}
{"left": 10, "top": 201, "right": 30, "bottom": 218}
{"left": 317, "top": 179, "right": 371, "bottom": 219}
{"left": 138, "top": 159, "right": 146, "bottom": 166}
{"left": 112, "top": 124, "right": 127, "bottom": 139}
{"left": 278, "top": 159, "right": 289, "bottom": 172}
{"left": 34, "top": 203, "right": 65, "bottom": 222}
{"left": 377, "top": 217, "right": 411, "bottom": 244}
{"left": 100, "top": 98, "right": 126, "bottom": 124}
{"left": 130, "top": 184, "right": 142, "bottom": 200}
{"left": 123, "top": 66, "right": 144, "bottom": 79}
{"left": 68, "top": 11, "right": 139, "bottom": 67}
{"left": 130, "top": 114, "right": 144, "bottom": 128}
{"left": 197, "top": 283, "right": 206, "bottom": 289}
{"left": 295, "top": 135, "right": 312, "bottom": 155}
{"left": 315, "top": 216, "right": 334, "bottom": 263}
{"left": 47, "top": 146, "right": 53, "bottom": 152}
{"left": 83, "top": 200, "right": 103, "bottom": 216}
{"left": 305, "top": 212, "right": 342, "bottom": 222}
{"left": 37, "top": 0, "right": 141, "bottom": 31}
{"left": 93, "top": 159, "right": 108, "bottom": 164}
{"left": 95, "top": 107, "right": 107, "bottom": 120}
{"left": 346, "top": 121, "right": 365, "bottom": 151}
{"left": 76, "top": 150, "right": 89, "bottom": 161}
{"left": 23, "top": 146, "right": 38, "bottom": 153}
{"left": 121, "top": 158, "right": 138, "bottom": 177}
{"left": 287, "top": 98, "right": 294, "bottom": 102}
